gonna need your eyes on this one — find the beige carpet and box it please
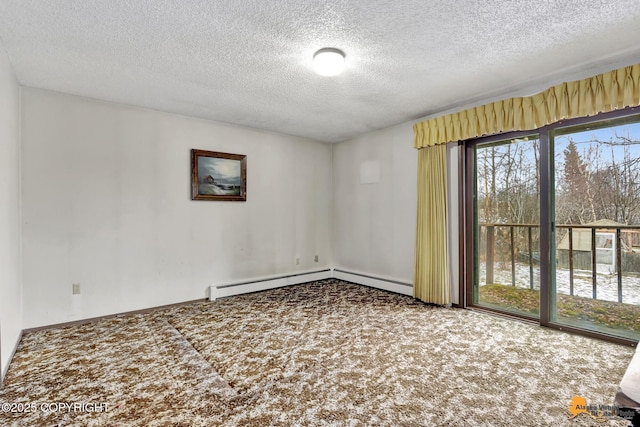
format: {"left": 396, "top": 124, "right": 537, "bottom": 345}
{"left": 0, "top": 279, "right": 635, "bottom": 426}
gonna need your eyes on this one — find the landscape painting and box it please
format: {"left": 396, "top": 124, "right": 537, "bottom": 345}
{"left": 191, "top": 149, "right": 246, "bottom": 201}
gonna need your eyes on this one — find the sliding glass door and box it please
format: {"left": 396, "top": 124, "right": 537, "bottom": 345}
{"left": 466, "top": 108, "right": 640, "bottom": 343}
{"left": 551, "top": 117, "right": 640, "bottom": 340}
{"left": 472, "top": 135, "right": 540, "bottom": 318}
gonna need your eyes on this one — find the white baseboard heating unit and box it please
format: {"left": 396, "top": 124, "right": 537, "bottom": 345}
{"left": 332, "top": 269, "right": 413, "bottom": 296}
{"left": 209, "top": 269, "right": 332, "bottom": 301}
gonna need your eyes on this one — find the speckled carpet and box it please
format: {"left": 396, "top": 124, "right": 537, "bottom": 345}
{"left": 0, "top": 279, "right": 635, "bottom": 426}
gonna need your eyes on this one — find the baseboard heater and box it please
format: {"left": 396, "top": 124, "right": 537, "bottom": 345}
{"left": 332, "top": 269, "right": 413, "bottom": 296}
{"left": 209, "top": 269, "right": 332, "bottom": 301}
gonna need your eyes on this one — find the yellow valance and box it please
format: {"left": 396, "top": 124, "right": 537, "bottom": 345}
{"left": 414, "top": 64, "right": 640, "bottom": 148}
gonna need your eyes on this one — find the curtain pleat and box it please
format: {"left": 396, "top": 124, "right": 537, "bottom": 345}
{"left": 414, "top": 144, "right": 451, "bottom": 305}
{"left": 413, "top": 63, "right": 640, "bottom": 148}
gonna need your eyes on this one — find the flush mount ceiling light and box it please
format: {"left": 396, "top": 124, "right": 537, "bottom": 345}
{"left": 313, "top": 48, "right": 346, "bottom": 77}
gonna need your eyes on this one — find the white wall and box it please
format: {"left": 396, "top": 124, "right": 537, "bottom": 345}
{"left": 21, "top": 88, "right": 332, "bottom": 328}
{"left": 0, "top": 44, "right": 22, "bottom": 379}
{"left": 332, "top": 122, "right": 460, "bottom": 303}
{"left": 332, "top": 123, "right": 417, "bottom": 283}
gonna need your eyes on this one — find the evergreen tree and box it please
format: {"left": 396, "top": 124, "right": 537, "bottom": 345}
{"left": 561, "top": 140, "right": 594, "bottom": 224}
{"left": 563, "top": 141, "right": 587, "bottom": 194}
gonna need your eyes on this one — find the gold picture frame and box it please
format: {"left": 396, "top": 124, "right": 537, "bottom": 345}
{"left": 191, "top": 149, "right": 247, "bottom": 201}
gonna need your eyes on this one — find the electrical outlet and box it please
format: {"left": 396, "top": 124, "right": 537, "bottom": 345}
{"left": 295, "top": 257, "right": 300, "bottom": 265}
{"left": 314, "top": 255, "right": 319, "bottom": 262}
{"left": 72, "top": 283, "right": 81, "bottom": 295}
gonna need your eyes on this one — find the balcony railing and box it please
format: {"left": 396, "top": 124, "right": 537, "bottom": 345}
{"left": 480, "top": 223, "right": 640, "bottom": 304}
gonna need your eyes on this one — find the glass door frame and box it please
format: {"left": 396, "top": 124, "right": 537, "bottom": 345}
{"left": 462, "top": 107, "right": 640, "bottom": 347}
{"left": 463, "top": 129, "right": 548, "bottom": 323}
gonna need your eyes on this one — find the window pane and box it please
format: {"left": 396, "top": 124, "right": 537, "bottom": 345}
{"left": 553, "top": 117, "right": 640, "bottom": 340}
{"left": 474, "top": 136, "right": 540, "bottom": 317}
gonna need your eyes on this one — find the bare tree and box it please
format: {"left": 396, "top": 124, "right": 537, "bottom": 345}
{"left": 556, "top": 134, "right": 640, "bottom": 226}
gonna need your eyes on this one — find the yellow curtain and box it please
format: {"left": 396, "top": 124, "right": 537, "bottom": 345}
{"left": 414, "top": 144, "right": 451, "bottom": 305}
{"left": 414, "top": 63, "right": 640, "bottom": 148}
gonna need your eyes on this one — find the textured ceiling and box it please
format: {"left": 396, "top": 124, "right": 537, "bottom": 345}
{"left": 1, "top": 1, "right": 640, "bottom": 143}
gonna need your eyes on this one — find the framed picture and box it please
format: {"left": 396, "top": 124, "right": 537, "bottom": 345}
{"left": 191, "top": 149, "right": 247, "bottom": 201}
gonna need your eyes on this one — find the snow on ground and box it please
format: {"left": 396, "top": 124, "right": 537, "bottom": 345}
{"left": 479, "top": 262, "right": 640, "bottom": 305}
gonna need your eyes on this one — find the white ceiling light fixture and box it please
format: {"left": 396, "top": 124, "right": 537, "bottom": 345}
{"left": 313, "top": 48, "right": 346, "bottom": 77}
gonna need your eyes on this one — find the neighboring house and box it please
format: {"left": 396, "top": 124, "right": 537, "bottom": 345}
{"left": 557, "top": 219, "right": 640, "bottom": 273}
